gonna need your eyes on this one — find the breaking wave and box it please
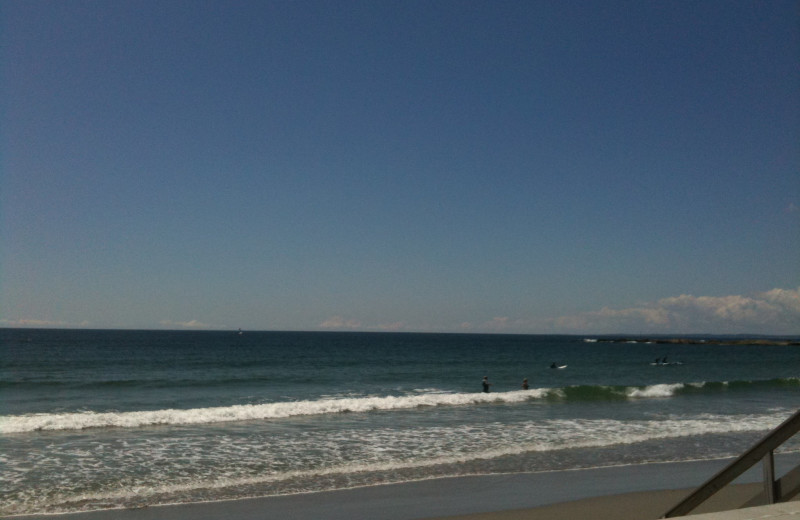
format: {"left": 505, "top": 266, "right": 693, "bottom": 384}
{"left": 3, "top": 377, "right": 797, "bottom": 433}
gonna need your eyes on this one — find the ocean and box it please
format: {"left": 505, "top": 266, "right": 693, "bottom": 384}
{"left": 1, "top": 329, "right": 799, "bottom": 516}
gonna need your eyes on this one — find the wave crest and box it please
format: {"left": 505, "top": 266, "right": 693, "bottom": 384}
{"left": 3, "top": 377, "right": 796, "bottom": 433}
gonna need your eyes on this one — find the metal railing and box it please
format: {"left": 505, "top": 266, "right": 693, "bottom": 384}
{"left": 662, "top": 408, "right": 800, "bottom": 517}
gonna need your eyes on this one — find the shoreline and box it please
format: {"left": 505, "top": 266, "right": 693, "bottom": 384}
{"left": 7, "top": 454, "right": 800, "bottom": 520}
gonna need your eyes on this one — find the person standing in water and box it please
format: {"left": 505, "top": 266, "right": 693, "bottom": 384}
{"left": 482, "top": 376, "right": 491, "bottom": 393}
{"left": 521, "top": 378, "right": 529, "bottom": 390}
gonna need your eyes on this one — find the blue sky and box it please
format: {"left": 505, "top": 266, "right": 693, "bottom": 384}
{"left": 2, "top": 1, "right": 798, "bottom": 334}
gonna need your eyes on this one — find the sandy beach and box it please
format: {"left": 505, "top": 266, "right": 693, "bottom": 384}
{"left": 428, "top": 484, "right": 766, "bottom": 520}
{"left": 7, "top": 454, "right": 799, "bottom": 520}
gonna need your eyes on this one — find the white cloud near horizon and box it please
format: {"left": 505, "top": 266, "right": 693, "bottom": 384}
{"left": 0, "top": 318, "right": 91, "bottom": 328}
{"left": 318, "top": 317, "right": 409, "bottom": 332}
{"left": 317, "top": 288, "right": 800, "bottom": 335}
{"left": 4, "top": 289, "right": 797, "bottom": 335}
{"left": 159, "top": 319, "right": 222, "bottom": 330}
{"left": 319, "top": 316, "right": 363, "bottom": 330}
{"left": 548, "top": 287, "right": 800, "bottom": 335}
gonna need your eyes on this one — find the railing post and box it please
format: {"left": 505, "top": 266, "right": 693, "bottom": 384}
{"left": 763, "top": 451, "right": 777, "bottom": 504}
{"left": 662, "top": 409, "right": 800, "bottom": 517}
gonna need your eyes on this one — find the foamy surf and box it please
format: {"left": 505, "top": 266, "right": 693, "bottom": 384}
{"left": 1, "top": 379, "right": 780, "bottom": 433}
{"left": 3, "top": 411, "right": 792, "bottom": 517}
{"left": 1, "top": 390, "right": 541, "bottom": 433}
{"left": 626, "top": 383, "right": 685, "bottom": 398}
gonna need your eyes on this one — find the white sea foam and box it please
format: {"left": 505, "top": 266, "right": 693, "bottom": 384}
{"left": 626, "top": 383, "right": 684, "bottom": 398}
{"left": 0, "top": 382, "right": 740, "bottom": 433}
{"left": 0, "top": 391, "right": 538, "bottom": 433}
{"left": 7, "top": 411, "right": 787, "bottom": 516}
{"left": 3, "top": 408, "right": 794, "bottom": 517}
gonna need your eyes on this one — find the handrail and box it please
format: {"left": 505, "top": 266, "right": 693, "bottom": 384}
{"left": 742, "top": 462, "right": 800, "bottom": 508}
{"left": 662, "top": 408, "right": 800, "bottom": 518}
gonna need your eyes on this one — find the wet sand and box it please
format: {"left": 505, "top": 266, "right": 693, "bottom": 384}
{"left": 426, "top": 483, "right": 765, "bottom": 520}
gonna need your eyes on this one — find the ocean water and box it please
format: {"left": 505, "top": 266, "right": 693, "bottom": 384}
{"left": 1, "top": 329, "right": 799, "bottom": 516}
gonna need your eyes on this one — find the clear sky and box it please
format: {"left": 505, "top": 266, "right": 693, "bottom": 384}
{"left": 2, "top": 0, "right": 798, "bottom": 335}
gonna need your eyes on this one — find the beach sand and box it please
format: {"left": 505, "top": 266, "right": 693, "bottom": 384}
{"left": 7, "top": 455, "right": 799, "bottom": 520}
{"left": 426, "top": 483, "right": 765, "bottom": 520}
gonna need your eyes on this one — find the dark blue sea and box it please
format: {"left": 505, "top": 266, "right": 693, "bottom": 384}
{"left": 1, "top": 329, "right": 798, "bottom": 516}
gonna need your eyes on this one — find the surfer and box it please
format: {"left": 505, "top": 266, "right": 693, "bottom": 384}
{"left": 550, "top": 362, "right": 556, "bottom": 369}
{"left": 521, "top": 378, "right": 529, "bottom": 390}
{"left": 482, "top": 376, "right": 491, "bottom": 393}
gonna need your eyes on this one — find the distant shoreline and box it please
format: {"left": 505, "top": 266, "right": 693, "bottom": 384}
{"left": 587, "top": 337, "right": 800, "bottom": 346}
